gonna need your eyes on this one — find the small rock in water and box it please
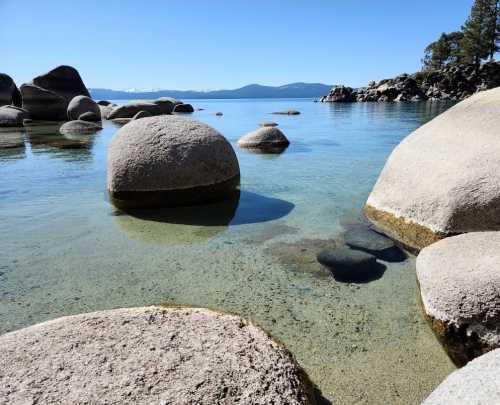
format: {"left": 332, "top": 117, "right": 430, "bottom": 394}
{"left": 344, "top": 226, "right": 406, "bottom": 262}
{"left": 215, "top": 112, "right": 223, "bottom": 116}
{"left": 260, "top": 121, "right": 278, "bottom": 127}
{"left": 59, "top": 120, "right": 102, "bottom": 135}
{"left": 272, "top": 110, "right": 300, "bottom": 115}
{"left": 317, "top": 247, "right": 382, "bottom": 282}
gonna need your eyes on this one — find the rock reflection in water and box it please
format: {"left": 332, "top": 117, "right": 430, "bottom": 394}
{"left": 115, "top": 190, "right": 294, "bottom": 245}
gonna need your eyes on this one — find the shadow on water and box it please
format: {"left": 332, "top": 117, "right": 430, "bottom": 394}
{"left": 114, "top": 189, "right": 294, "bottom": 245}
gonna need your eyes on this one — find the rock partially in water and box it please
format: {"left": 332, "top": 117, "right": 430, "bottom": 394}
{"left": 417, "top": 232, "right": 500, "bottom": 366}
{"left": 0, "top": 73, "right": 21, "bottom": 107}
{"left": 260, "top": 121, "right": 279, "bottom": 127}
{"left": 107, "top": 101, "right": 164, "bottom": 119}
{"left": 319, "top": 85, "right": 356, "bottom": 102}
{"left": 0, "top": 306, "right": 316, "bottom": 405}
{"left": 422, "top": 348, "right": 500, "bottom": 405}
{"left": 272, "top": 110, "right": 301, "bottom": 115}
{"left": 107, "top": 115, "right": 240, "bottom": 208}
{"left": 238, "top": 126, "right": 290, "bottom": 153}
{"left": 317, "top": 247, "right": 383, "bottom": 282}
{"left": 59, "top": 120, "right": 102, "bottom": 135}
{"left": 173, "top": 103, "right": 194, "bottom": 113}
{"left": 21, "top": 65, "right": 90, "bottom": 120}
{"left": 215, "top": 112, "right": 223, "bottom": 116}
{"left": 68, "top": 95, "right": 101, "bottom": 121}
{"left": 0, "top": 105, "right": 30, "bottom": 127}
{"left": 344, "top": 226, "right": 406, "bottom": 262}
{"left": 365, "top": 87, "right": 500, "bottom": 251}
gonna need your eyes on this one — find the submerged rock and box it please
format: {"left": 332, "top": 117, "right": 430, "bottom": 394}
{"left": 67, "top": 95, "right": 101, "bottom": 121}
{"left": 417, "top": 232, "right": 500, "bottom": 366}
{"left": 173, "top": 103, "right": 194, "bottom": 113}
{"left": 344, "top": 226, "right": 405, "bottom": 262}
{"left": 107, "top": 115, "right": 240, "bottom": 208}
{"left": 59, "top": 120, "right": 102, "bottom": 135}
{"left": 238, "top": 126, "right": 290, "bottom": 152}
{"left": 0, "top": 306, "right": 316, "bottom": 404}
{"left": 21, "top": 65, "right": 90, "bottom": 120}
{"left": 365, "top": 87, "right": 500, "bottom": 251}
{"left": 422, "top": 348, "right": 500, "bottom": 404}
{"left": 317, "top": 247, "right": 381, "bottom": 282}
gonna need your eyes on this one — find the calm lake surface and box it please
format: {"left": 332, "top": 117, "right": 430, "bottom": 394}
{"left": 0, "top": 99, "right": 455, "bottom": 404}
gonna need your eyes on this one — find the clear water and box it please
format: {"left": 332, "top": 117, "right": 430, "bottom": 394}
{"left": 0, "top": 99, "right": 455, "bottom": 404}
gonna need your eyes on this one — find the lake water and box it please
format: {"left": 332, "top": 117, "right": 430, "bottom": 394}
{"left": 0, "top": 99, "right": 455, "bottom": 404}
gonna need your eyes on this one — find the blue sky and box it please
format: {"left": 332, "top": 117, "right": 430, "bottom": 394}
{"left": 2, "top": 0, "right": 474, "bottom": 90}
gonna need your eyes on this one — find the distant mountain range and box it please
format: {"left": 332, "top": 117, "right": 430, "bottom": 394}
{"left": 89, "top": 82, "right": 333, "bottom": 100}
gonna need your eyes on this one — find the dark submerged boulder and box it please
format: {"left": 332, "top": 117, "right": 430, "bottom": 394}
{"left": 317, "top": 247, "right": 382, "bottom": 282}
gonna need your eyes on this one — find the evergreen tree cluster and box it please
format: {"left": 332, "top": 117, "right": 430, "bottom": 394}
{"left": 423, "top": 0, "right": 499, "bottom": 70}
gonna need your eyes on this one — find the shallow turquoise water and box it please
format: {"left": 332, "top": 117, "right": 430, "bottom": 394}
{"left": 0, "top": 99, "right": 455, "bottom": 404}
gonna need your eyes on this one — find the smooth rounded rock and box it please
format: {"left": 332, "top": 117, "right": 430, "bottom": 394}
{"left": 107, "top": 115, "right": 240, "bottom": 208}
{"left": 68, "top": 95, "right": 101, "bottom": 121}
{"left": 422, "top": 348, "right": 500, "bottom": 405}
{"left": 317, "top": 247, "right": 380, "bottom": 282}
{"left": 0, "top": 306, "right": 315, "bottom": 405}
{"left": 59, "top": 120, "right": 102, "bottom": 135}
{"left": 417, "top": 232, "right": 500, "bottom": 365}
{"left": 0, "top": 105, "right": 29, "bottom": 127}
{"left": 173, "top": 103, "right": 194, "bottom": 113}
{"left": 238, "top": 127, "right": 290, "bottom": 152}
{"left": 365, "top": 87, "right": 500, "bottom": 251}
{"left": 152, "top": 97, "right": 175, "bottom": 114}
{"left": 107, "top": 101, "right": 163, "bottom": 119}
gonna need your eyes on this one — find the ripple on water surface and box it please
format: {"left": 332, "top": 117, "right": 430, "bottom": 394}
{"left": 0, "top": 100, "right": 455, "bottom": 404}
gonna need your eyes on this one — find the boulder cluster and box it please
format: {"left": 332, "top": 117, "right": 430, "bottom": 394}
{"left": 363, "top": 86, "right": 500, "bottom": 401}
{"left": 320, "top": 61, "right": 500, "bottom": 102}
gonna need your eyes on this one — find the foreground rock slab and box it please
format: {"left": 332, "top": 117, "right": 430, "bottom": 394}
{"left": 0, "top": 306, "right": 316, "bottom": 405}
{"left": 422, "top": 348, "right": 500, "bottom": 405}
{"left": 417, "top": 232, "right": 500, "bottom": 365}
{"left": 107, "top": 115, "right": 240, "bottom": 208}
{"left": 365, "top": 87, "right": 500, "bottom": 252}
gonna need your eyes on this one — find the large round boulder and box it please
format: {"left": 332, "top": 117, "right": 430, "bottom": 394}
{"left": 365, "top": 87, "right": 500, "bottom": 252}
{"left": 0, "top": 306, "right": 315, "bottom": 405}
{"left": 238, "top": 126, "right": 290, "bottom": 152}
{"left": 107, "top": 101, "right": 164, "bottom": 119}
{"left": 67, "top": 95, "right": 101, "bottom": 121}
{"left": 0, "top": 105, "right": 30, "bottom": 127}
{"left": 417, "top": 232, "right": 500, "bottom": 365}
{"left": 107, "top": 115, "right": 240, "bottom": 208}
{"left": 422, "top": 348, "right": 500, "bottom": 405}
{"left": 0, "top": 73, "right": 21, "bottom": 107}
{"left": 21, "top": 65, "right": 90, "bottom": 121}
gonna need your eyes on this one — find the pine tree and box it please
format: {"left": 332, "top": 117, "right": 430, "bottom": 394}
{"left": 422, "top": 32, "right": 464, "bottom": 70}
{"left": 461, "top": 0, "right": 499, "bottom": 67}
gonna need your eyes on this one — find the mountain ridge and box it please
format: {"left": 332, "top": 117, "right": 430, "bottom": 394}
{"left": 89, "top": 82, "right": 333, "bottom": 100}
